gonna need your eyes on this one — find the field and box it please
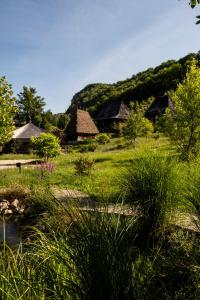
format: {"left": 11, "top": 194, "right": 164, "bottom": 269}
{"left": 0, "top": 136, "right": 200, "bottom": 299}
{"left": 0, "top": 137, "right": 172, "bottom": 200}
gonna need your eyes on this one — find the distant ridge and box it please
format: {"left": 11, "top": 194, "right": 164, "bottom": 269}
{"left": 67, "top": 51, "right": 200, "bottom": 116}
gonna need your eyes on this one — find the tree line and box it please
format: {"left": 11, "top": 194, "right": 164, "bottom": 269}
{"left": 0, "top": 82, "right": 70, "bottom": 145}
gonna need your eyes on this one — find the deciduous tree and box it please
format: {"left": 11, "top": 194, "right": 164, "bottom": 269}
{"left": 190, "top": 0, "right": 200, "bottom": 8}
{"left": 159, "top": 59, "right": 200, "bottom": 159}
{"left": 16, "top": 86, "right": 46, "bottom": 125}
{"left": 0, "top": 76, "right": 18, "bottom": 145}
{"left": 189, "top": 0, "right": 200, "bottom": 23}
{"left": 120, "top": 102, "right": 153, "bottom": 144}
{"left": 31, "top": 133, "right": 61, "bottom": 161}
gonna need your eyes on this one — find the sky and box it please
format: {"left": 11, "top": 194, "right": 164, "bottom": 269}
{"left": 0, "top": 0, "right": 199, "bottom": 113}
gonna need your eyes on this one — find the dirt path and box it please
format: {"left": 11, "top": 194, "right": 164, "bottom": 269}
{"left": 0, "top": 159, "right": 38, "bottom": 169}
{"left": 52, "top": 188, "right": 200, "bottom": 233}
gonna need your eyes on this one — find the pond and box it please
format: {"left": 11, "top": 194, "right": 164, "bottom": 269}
{"left": 0, "top": 218, "right": 22, "bottom": 246}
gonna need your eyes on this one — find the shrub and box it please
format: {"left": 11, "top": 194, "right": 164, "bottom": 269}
{"left": 96, "top": 133, "right": 110, "bottom": 144}
{"left": 120, "top": 102, "right": 154, "bottom": 144}
{"left": 123, "top": 153, "right": 177, "bottom": 241}
{"left": 74, "top": 155, "right": 95, "bottom": 175}
{"left": 81, "top": 139, "right": 96, "bottom": 145}
{"left": 31, "top": 133, "right": 61, "bottom": 160}
{"left": 79, "top": 143, "right": 97, "bottom": 153}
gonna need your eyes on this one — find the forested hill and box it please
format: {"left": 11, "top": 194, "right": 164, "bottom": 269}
{"left": 67, "top": 51, "right": 200, "bottom": 116}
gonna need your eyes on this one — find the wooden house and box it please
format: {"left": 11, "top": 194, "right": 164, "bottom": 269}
{"left": 3, "top": 123, "right": 44, "bottom": 153}
{"left": 66, "top": 109, "right": 99, "bottom": 141}
{"left": 95, "top": 101, "right": 130, "bottom": 132}
{"left": 145, "top": 95, "right": 174, "bottom": 122}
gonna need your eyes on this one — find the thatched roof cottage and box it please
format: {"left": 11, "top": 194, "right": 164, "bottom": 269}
{"left": 145, "top": 95, "right": 174, "bottom": 122}
{"left": 3, "top": 123, "right": 44, "bottom": 153}
{"left": 13, "top": 123, "right": 44, "bottom": 141}
{"left": 95, "top": 101, "right": 130, "bottom": 132}
{"left": 66, "top": 109, "right": 99, "bottom": 141}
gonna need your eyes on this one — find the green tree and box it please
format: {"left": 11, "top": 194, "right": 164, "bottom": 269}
{"left": 57, "top": 113, "right": 70, "bottom": 130}
{"left": 160, "top": 59, "right": 200, "bottom": 160}
{"left": 16, "top": 86, "right": 46, "bottom": 125}
{"left": 120, "top": 102, "right": 153, "bottom": 144}
{"left": 0, "top": 76, "right": 18, "bottom": 145}
{"left": 189, "top": 0, "right": 200, "bottom": 23}
{"left": 190, "top": 0, "right": 200, "bottom": 8}
{"left": 31, "top": 133, "right": 61, "bottom": 160}
{"left": 40, "top": 110, "right": 58, "bottom": 131}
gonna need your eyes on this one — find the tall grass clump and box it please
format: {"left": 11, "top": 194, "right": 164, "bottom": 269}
{"left": 123, "top": 153, "right": 178, "bottom": 243}
{"left": 29, "top": 209, "right": 141, "bottom": 300}
{"left": 184, "top": 159, "right": 200, "bottom": 215}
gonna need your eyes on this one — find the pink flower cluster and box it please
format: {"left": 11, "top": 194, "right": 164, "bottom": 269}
{"left": 36, "top": 161, "right": 55, "bottom": 175}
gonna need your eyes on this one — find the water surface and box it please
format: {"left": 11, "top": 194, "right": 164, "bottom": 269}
{"left": 0, "top": 218, "right": 22, "bottom": 246}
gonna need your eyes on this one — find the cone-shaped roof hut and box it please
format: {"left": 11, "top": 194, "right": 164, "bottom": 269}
{"left": 95, "top": 101, "right": 130, "bottom": 132}
{"left": 66, "top": 109, "right": 99, "bottom": 141}
{"left": 145, "top": 95, "right": 174, "bottom": 122}
{"left": 3, "top": 123, "right": 44, "bottom": 153}
{"left": 13, "top": 123, "right": 44, "bottom": 140}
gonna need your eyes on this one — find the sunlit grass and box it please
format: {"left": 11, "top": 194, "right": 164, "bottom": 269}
{"left": 0, "top": 136, "right": 180, "bottom": 202}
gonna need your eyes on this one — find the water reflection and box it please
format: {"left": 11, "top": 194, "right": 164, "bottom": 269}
{"left": 0, "top": 218, "right": 22, "bottom": 246}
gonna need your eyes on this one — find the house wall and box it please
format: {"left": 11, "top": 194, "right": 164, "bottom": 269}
{"left": 77, "top": 134, "right": 97, "bottom": 141}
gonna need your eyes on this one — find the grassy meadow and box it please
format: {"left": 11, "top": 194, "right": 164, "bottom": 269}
{"left": 0, "top": 136, "right": 200, "bottom": 299}
{"left": 0, "top": 137, "right": 173, "bottom": 201}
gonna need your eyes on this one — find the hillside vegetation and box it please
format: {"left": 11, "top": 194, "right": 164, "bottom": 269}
{"left": 68, "top": 51, "right": 200, "bottom": 115}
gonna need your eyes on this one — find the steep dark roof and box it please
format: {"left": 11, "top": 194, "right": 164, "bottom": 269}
{"left": 145, "top": 96, "right": 174, "bottom": 120}
{"left": 13, "top": 123, "right": 44, "bottom": 139}
{"left": 95, "top": 101, "right": 130, "bottom": 120}
{"left": 67, "top": 109, "right": 99, "bottom": 136}
{"left": 77, "top": 110, "right": 99, "bottom": 134}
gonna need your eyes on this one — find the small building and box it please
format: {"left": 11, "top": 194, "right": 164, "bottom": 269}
{"left": 95, "top": 101, "right": 130, "bottom": 132}
{"left": 145, "top": 95, "right": 174, "bottom": 122}
{"left": 66, "top": 109, "right": 99, "bottom": 141}
{"left": 3, "top": 123, "right": 44, "bottom": 153}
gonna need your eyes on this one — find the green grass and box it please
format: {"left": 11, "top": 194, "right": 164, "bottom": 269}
{"left": 0, "top": 136, "right": 200, "bottom": 299}
{"left": 0, "top": 137, "right": 172, "bottom": 202}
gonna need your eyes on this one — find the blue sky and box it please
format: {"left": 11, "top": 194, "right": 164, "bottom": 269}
{"left": 0, "top": 0, "right": 199, "bottom": 113}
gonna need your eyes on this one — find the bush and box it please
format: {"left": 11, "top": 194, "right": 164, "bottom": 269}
{"left": 96, "top": 133, "right": 110, "bottom": 144}
{"left": 123, "top": 153, "right": 178, "bottom": 240}
{"left": 81, "top": 139, "right": 96, "bottom": 145}
{"left": 120, "top": 102, "right": 154, "bottom": 144}
{"left": 79, "top": 143, "right": 97, "bottom": 153}
{"left": 74, "top": 155, "right": 95, "bottom": 175}
{"left": 31, "top": 133, "right": 61, "bottom": 160}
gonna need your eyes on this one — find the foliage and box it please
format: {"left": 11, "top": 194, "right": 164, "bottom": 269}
{"left": 189, "top": 1, "right": 200, "bottom": 24}
{"left": 79, "top": 143, "right": 97, "bottom": 153}
{"left": 0, "top": 141, "right": 200, "bottom": 298}
{"left": 159, "top": 59, "right": 200, "bottom": 160}
{"left": 120, "top": 102, "right": 153, "bottom": 143}
{"left": 41, "top": 112, "right": 70, "bottom": 131}
{"left": 74, "top": 155, "right": 95, "bottom": 175}
{"left": 123, "top": 154, "right": 177, "bottom": 241}
{"left": 190, "top": 0, "right": 200, "bottom": 8}
{"left": 0, "top": 76, "right": 18, "bottom": 145}
{"left": 57, "top": 113, "right": 70, "bottom": 130}
{"left": 96, "top": 133, "right": 110, "bottom": 144}
{"left": 80, "top": 139, "right": 97, "bottom": 145}
{"left": 16, "top": 86, "right": 46, "bottom": 125}
{"left": 31, "top": 133, "right": 61, "bottom": 160}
